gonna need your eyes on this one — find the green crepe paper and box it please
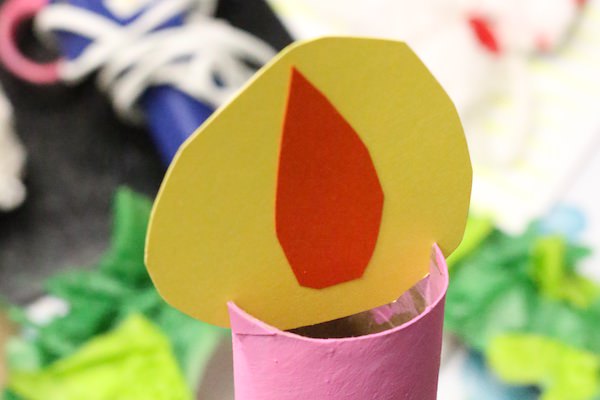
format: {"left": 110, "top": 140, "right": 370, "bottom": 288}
{"left": 446, "top": 219, "right": 600, "bottom": 399}
{"left": 488, "top": 334, "right": 600, "bottom": 400}
{"left": 532, "top": 236, "right": 600, "bottom": 308}
{"left": 5, "top": 188, "right": 225, "bottom": 396}
{"left": 9, "top": 315, "right": 192, "bottom": 400}
{"left": 446, "top": 222, "right": 600, "bottom": 353}
{"left": 447, "top": 214, "right": 494, "bottom": 269}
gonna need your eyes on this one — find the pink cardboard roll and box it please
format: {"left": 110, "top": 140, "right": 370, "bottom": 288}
{"left": 228, "top": 244, "right": 448, "bottom": 400}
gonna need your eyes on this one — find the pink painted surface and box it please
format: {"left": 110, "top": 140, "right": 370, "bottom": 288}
{"left": 0, "top": 0, "right": 60, "bottom": 84}
{"left": 228, "top": 244, "right": 448, "bottom": 400}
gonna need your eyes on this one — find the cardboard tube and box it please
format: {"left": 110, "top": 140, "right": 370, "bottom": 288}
{"left": 228, "top": 244, "right": 448, "bottom": 400}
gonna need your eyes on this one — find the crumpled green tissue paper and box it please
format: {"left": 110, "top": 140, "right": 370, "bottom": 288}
{"left": 446, "top": 215, "right": 600, "bottom": 399}
{"left": 9, "top": 315, "right": 192, "bottom": 400}
{"left": 4, "top": 188, "right": 225, "bottom": 399}
{"left": 489, "top": 334, "right": 599, "bottom": 400}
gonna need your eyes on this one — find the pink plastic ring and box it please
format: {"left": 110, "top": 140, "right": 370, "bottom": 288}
{"left": 0, "top": 0, "right": 60, "bottom": 84}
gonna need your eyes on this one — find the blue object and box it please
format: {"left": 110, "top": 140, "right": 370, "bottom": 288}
{"left": 537, "top": 203, "right": 587, "bottom": 241}
{"left": 51, "top": 0, "right": 216, "bottom": 163}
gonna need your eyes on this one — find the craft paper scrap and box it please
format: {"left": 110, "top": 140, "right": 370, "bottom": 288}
{"left": 276, "top": 67, "right": 384, "bottom": 289}
{"left": 146, "top": 37, "right": 471, "bottom": 330}
{"left": 8, "top": 315, "right": 192, "bottom": 400}
{"left": 2, "top": 187, "right": 225, "bottom": 396}
{"left": 488, "top": 334, "right": 600, "bottom": 400}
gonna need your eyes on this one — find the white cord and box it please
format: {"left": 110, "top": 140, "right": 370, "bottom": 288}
{"left": 34, "top": 0, "right": 276, "bottom": 121}
{"left": 0, "top": 83, "right": 27, "bottom": 211}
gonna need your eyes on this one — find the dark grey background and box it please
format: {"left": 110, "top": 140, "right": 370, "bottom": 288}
{"left": 0, "top": 0, "right": 292, "bottom": 303}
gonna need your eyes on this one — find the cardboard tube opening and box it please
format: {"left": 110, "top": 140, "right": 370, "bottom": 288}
{"left": 288, "top": 284, "right": 427, "bottom": 338}
{"left": 228, "top": 244, "right": 448, "bottom": 400}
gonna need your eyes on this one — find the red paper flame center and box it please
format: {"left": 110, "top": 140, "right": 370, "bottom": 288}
{"left": 275, "top": 67, "right": 384, "bottom": 289}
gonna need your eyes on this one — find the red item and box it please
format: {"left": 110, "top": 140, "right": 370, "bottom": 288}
{"left": 468, "top": 16, "right": 501, "bottom": 54}
{"left": 276, "top": 67, "right": 384, "bottom": 289}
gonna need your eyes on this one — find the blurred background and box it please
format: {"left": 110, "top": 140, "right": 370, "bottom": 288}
{"left": 1, "top": 0, "right": 599, "bottom": 399}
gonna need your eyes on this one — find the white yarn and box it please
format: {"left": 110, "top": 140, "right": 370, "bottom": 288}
{"left": 0, "top": 84, "right": 26, "bottom": 211}
{"left": 35, "top": 0, "right": 276, "bottom": 121}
